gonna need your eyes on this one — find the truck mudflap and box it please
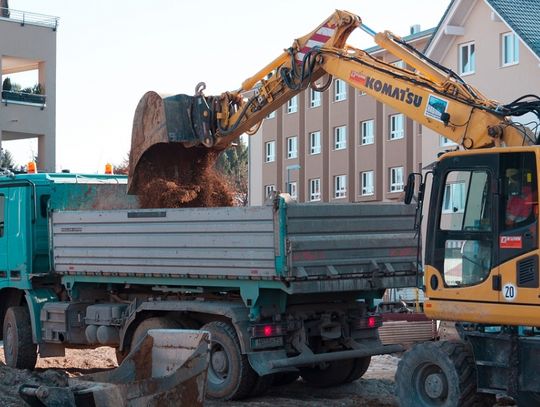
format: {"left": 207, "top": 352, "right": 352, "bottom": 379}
{"left": 18, "top": 329, "right": 210, "bottom": 407}
{"left": 249, "top": 343, "right": 403, "bottom": 375}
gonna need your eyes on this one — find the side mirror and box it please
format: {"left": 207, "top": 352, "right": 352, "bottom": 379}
{"left": 404, "top": 173, "right": 416, "bottom": 204}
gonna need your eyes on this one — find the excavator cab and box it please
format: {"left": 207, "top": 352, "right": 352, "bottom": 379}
{"left": 423, "top": 148, "right": 540, "bottom": 324}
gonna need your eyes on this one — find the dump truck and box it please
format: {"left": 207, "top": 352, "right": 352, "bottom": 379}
{"left": 0, "top": 170, "right": 418, "bottom": 400}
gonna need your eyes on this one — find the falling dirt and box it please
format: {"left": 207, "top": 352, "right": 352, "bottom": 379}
{"left": 131, "top": 143, "right": 233, "bottom": 208}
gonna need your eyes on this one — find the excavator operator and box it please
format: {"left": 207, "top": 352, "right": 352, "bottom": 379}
{"left": 505, "top": 168, "right": 533, "bottom": 227}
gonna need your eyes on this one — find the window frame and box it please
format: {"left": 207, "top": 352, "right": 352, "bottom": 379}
{"left": 459, "top": 41, "right": 476, "bottom": 75}
{"left": 334, "top": 79, "right": 347, "bottom": 101}
{"left": 361, "top": 119, "right": 374, "bottom": 145}
{"left": 310, "top": 88, "right": 321, "bottom": 108}
{"left": 309, "top": 178, "right": 321, "bottom": 201}
{"left": 287, "top": 136, "right": 298, "bottom": 159}
{"left": 334, "top": 126, "right": 347, "bottom": 150}
{"left": 264, "top": 184, "right": 276, "bottom": 198}
{"left": 389, "top": 114, "right": 404, "bottom": 140}
{"left": 309, "top": 131, "right": 321, "bottom": 155}
{"left": 361, "top": 171, "right": 374, "bottom": 196}
{"left": 390, "top": 166, "right": 404, "bottom": 192}
{"left": 265, "top": 141, "right": 276, "bottom": 163}
{"left": 287, "top": 96, "right": 298, "bottom": 114}
{"left": 334, "top": 175, "right": 347, "bottom": 199}
{"left": 288, "top": 181, "right": 297, "bottom": 199}
{"left": 501, "top": 32, "right": 519, "bottom": 67}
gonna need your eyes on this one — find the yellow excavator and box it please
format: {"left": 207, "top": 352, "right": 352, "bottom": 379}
{"left": 128, "top": 10, "right": 540, "bottom": 406}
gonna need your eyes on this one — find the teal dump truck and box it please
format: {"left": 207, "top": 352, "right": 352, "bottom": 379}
{"left": 0, "top": 171, "right": 419, "bottom": 400}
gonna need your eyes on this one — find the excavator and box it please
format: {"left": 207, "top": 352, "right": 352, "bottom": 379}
{"left": 128, "top": 9, "right": 540, "bottom": 406}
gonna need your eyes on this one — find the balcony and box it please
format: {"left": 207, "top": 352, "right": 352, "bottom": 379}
{"left": 0, "top": 7, "right": 59, "bottom": 30}
{"left": 1, "top": 90, "right": 46, "bottom": 108}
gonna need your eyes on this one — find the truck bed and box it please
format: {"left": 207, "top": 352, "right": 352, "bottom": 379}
{"left": 52, "top": 199, "right": 419, "bottom": 293}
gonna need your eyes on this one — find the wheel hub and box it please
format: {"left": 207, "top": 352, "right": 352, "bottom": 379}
{"left": 424, "top": 372, "right": 447, "bottom": 399}
{"left": 5, "top": 323, "right": 14, "bottom": 359}
{"left": 211, "top": 350, "right": 228, "bottom": 375}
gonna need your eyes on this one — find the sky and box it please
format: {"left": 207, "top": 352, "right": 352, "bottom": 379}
{"left": 6, "top": 0, "right": 451, "bottom": 173}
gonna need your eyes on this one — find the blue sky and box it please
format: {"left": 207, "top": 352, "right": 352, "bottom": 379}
{"left": 6, "top": 0, "right": 451, "bottom": 172}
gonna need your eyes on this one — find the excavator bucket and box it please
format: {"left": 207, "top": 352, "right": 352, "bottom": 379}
{"left": 127, "top": 91, "right": 218, "bottom": 195}
{"left": 18, "top": 329, "right": 210, "bottom": 407}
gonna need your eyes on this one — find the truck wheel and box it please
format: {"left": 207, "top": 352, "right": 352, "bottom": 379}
{"left": 130, "top": 317, "right": 180, "bottom": 350}
{"left": 300, "top": 359, "right": 355, "bottom": 387}
{"left": 202, "top": 321, "right": 257, "bottom": 400}
{"left": 3, "top": 306, "right": 37, "bottom": 369}
{"left": 344, "top": 356, "right": 371, "bottom": 383}
{"left": 395, "top": 341, "right": 477, "bottom": 407}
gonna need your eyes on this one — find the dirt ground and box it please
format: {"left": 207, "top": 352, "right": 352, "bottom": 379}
{"left": 0, "top": 346, "right": 514, "bottom": 406}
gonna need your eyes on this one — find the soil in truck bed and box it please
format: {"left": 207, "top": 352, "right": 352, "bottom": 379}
{"left": 135, "top": 144, "right": 233, "bottom": 208}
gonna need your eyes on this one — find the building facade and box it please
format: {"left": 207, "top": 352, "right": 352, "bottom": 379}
{"left": 0, "top": 6, "right": 58, "bottom": 171}
{"left": 422, "top": 0, "right": 540, "bottom": 167}
{"left": 250, "top": 28, "right": 434, "bottom": 206}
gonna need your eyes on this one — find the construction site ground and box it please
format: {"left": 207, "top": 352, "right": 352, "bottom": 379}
{"left": 0, "top": 344, "right": 517, "bottom": 406}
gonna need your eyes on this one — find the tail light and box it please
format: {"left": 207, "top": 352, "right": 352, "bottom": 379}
{"left": 351, "top": 315, "right": 382, "bottom": 330}
{"left": 250, "top": 323, "right": 285, "bottom": 350}
{"left": 252, "top": 323, "right": 284, "bottom": 338}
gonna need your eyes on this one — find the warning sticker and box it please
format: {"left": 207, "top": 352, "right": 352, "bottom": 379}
{"left": 425, "top": 94, "right": 449, "bottom": 122}
{"left": 499, "top": 235, "right": 522, "bottom": 249}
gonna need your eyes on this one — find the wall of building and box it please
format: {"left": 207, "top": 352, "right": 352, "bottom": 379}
{"left": 253, "top": 33, "right": 432, "bottom": 205}
{"left": 0, "top": 16, "right": 57, "bottom": 171}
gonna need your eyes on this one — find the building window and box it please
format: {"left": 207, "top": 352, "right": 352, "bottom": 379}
{"left": 361, "top": 120, "right": 374, "bottom": 145}
{"left": 390, "top": 167, "right": 404, "bottom": 192}
{"left": 334, "top": 79, "right": 347, "bottom": 101}
{"left": 389, "top": 114, "right": 404, "bottom": 140}
{"left": 361, "top": 171, "right": 374, "bottom": 196}
{"left": 287, "top": 96, "right": 298, "bottom": 114}
{"left": 266, "top": 110, "right": 276, "bottom": 119}
{"left": 440, "top": 136, "right": 457, "bottom": 147}
{"left": 310, "top": 131, "right": 321, "bottom": 155}
{"left": 459, "top": 41, "right": 475, "bottom": 75}
{"left": 502, "top": 32, "right": 519, "bottom": 66}
{"left": 287, "top": 136, "right": 297, "bottom": 159}
{"left": 265, "top": 141, "right": 275, "bottom": 162}
{"left": 334, "top": 126, "right": 347, "bottom": 150}
{"left": 442, "top": 182, "right": 466, "bottom": 213}
{"left": 309, "top": 178, "right": 321, "bottom": 201}
{"left": 288, "top": 181, "right": 297, "bottom": 199}
{"left": 310, "top": 89, "right": 321, "bottom": 108}
{"left": 334, "top": 175, "right": 347, "bottom": 198}
{"left": 264, "top": 185, "right": 275, "bottom": 198}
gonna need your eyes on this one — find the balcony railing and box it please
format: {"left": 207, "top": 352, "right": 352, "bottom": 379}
{"left": 0, "top": 7, "right": 59, "bottom": 30}
{"left": 2, "top": 90, "right": 46, "bottom": 108}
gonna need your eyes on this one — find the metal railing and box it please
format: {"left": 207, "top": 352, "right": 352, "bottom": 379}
{"left": 0, "top": 7, "right": 59, "bottom": 30}
{"left": 1, "top": 90, "right": 46, "bottom": 108}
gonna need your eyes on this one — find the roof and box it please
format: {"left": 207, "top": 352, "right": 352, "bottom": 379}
{"left": 486, "top": 0, "right": 540, "bottom": 57}
{"left": 427, "top": 0, "right": 540, "bottom": 60}
{"left": 364, "top": 27, "right": 436, "bottom": 55}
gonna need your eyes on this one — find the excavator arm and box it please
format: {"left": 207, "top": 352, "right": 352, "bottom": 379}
{"left": 128, "top": 9, "right": 539, "bottom": 194}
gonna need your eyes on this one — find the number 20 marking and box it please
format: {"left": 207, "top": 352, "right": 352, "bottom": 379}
{"left": 503, "top": 283, "right": 517, "bottom": 301}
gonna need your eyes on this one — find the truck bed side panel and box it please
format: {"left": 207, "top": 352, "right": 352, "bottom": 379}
{"left": 53, "top": 207, "right": 276, "bottom": 278}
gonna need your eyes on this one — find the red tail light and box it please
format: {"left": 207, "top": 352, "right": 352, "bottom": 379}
{"left": 368, "top": 316, "right": 377, "bottom": 328}
{"left": 252, "top": 324, "right": 284, "bottom": 338}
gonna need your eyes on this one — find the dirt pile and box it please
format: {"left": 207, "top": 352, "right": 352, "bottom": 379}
{"left": 132, "top": 143, "right": 233, "bottom": 208}
{"left": 0, "top": 362, "right": 69, "bottom": 406}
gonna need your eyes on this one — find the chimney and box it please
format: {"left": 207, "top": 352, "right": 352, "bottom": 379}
{"left": 410, "top": 24, "right": 421, "bottom": 35}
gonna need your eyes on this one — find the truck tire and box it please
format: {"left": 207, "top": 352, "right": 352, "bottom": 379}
{"left": 395, "top": 341, "right": 477, "bottom": 407}
{"left": 3, "top": 306, "right": 37, "bottom": 369}
{"left": 202, "top": 321, "right": 258, "bottom": 400}
{"left": 130, "top": 317, "right": 180, "bottom": 350}
{"left": 300, "top": 359, "right": 355, "bottom": 387}
{"left": 272, "top": 371, "right": 300, "bottom": 386}
{"left": 344, "top": 356, "right": 371, "bottom": 383}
